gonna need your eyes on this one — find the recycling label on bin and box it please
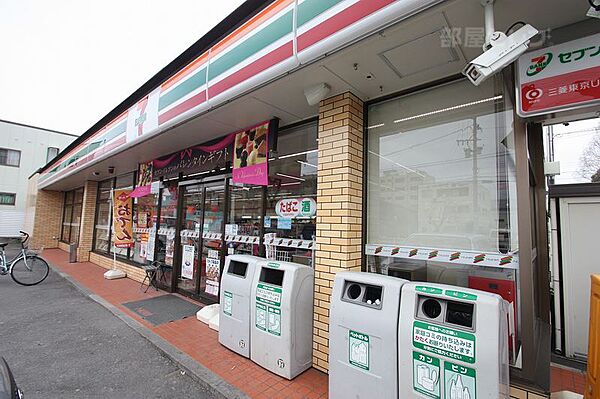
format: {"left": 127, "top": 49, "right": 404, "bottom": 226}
{"left": 413, "top": 351, "right": 441, "bottom": 399}
{"left": 413, "top": 321, "right": 475, "bottom": 364}
{"left": 348, "top": 330, "right": 370, "bottom": 370}
{"left": 267, "top": 306, "right": 281, "bottom": 336}
{"left": 256, "top": 283, "right": 282, "bottom": 307}
{"left": 256, "top": 284, "right": 282, "bottom": 336}
{"left": 444, "top": 361, "right": 476, "bottom": 399}
{"left": 223, "top": 291, "right": 233, "bottom": 316}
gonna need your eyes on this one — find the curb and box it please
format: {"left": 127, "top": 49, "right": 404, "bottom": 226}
{"left": 49, "top": 265, "right": 249, "bottom": 399}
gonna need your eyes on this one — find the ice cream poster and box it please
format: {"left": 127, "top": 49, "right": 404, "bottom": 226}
{"left": 232, "top": 121, "right": 269, "bottom": 186}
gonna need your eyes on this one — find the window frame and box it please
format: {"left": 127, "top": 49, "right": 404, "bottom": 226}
{"left": 46, "top": 147, "right": 60, "bottom": 163}
{"left": 60, "top": 187, "right": 84, "bottom": 244}
{"left": 0, "top": 147, "right": 21, "bottom": 167}
{"left": 0, "top": 192, "right": 16, "bottom": 206}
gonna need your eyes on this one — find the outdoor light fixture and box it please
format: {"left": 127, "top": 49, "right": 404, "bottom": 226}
{"left": 304, "top": 83, "right": 331, "bottom": 106}
{"left": 462, "top": 0, "right": 538, "bottom": 86}
{"left": 276, "top": 172, "right": 306, "bottom": 182}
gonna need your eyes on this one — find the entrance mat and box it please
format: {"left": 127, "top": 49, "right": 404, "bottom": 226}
{"left": 122, "top": 294, "right": 201, "bottom": 326}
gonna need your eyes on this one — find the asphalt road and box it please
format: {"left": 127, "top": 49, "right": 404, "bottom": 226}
{"left": 0, "top": 246, "right": 213, "bottom": 399}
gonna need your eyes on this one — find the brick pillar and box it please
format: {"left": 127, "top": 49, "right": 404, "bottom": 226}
{"left": 313, "top": 92, "right": 364, "bottom": 372}
{"left": 30, "top": 184, "right": 64, "bottom": 250}
{"left": 77, "top": 180, "right": 98, "bottom": 262}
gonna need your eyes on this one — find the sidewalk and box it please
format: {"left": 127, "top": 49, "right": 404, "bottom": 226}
{"left": 44, "top": 249, "right": 328, "bottom": 399}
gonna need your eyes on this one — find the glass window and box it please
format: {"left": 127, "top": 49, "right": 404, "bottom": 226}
{"left": 367, "top": 78, "right": 520, "bottom": 363}
{"left": 132, "top": 193, "right": 159, "bottom": 264}
{"left": 93, "top": 180, "right": 112, "bottom": 253}
{"left": 227, "top": 180, "right": 262, "bottom": 256}
{"left": 544, "top": 118, "right": 600, "bottom": 185}
{"left": 0, "top": 193, "right": 16, "bottom": 206}
{"left": 46, "top": 147, "right": 60, "bottom": 163}
{"left": 265, "top": 122, "right": 318, "bottom": 265}
{"left": 61, "top": 187, "right": 84, "bottom": 244}
{"left": 0, "top": 148, "right": 21, "bottom": 167}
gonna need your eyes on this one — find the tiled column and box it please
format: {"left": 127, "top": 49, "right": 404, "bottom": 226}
{"left": 30, "top": 181, "right": 64, "bottom": 250}
{"left": 313, "top": 92, "right": 364, "bottom": 372}
{"left": 77, "top": 180, "right": 98, "bottom": 262}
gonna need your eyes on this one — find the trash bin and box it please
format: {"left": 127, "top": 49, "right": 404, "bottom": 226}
{"left": 218, "top": 254, "right": 263, "bottom": 357}
{"left": 329, "top": 271, "right": 409, "bottom": 399}
{"left": 250, "top": 260, "right": 314, "bottom": 379}
{"left": 69, "top": 243, "right": 78, "bottom": 263}
{"left": 399, "top": 283, "right": 511, "bottom": 399}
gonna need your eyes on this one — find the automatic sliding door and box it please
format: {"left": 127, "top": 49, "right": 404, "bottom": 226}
{"left": 178, "top": 184, "right": 203, "bottom": 295}
{"left": 200, "top": 184, "right": 225, "bottom": 298}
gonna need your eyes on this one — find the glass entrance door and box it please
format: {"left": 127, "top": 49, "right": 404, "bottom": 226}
{"left": 177, "top": 183, "right": 203, "bottom": 296}
{"left": 199, "top": 183, "right": 225, "bottom": 299}
{"left": 174, "top": 180, "right": 226, "bottom": 300}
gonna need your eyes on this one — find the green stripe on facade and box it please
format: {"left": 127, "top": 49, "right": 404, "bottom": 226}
{"left": 159, "top": 68, "right": 207, "bottom": 111}
{"left": 51, "top": 121, "right": 127, "bottom": 173}
{"left": 208, "top": 10, "right": 293, "bottom": 81}
{"left": 297, "top": 0, "right": 344, "bottom": 27}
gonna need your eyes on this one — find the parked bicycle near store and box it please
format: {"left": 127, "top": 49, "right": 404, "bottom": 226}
{"left": 0, "top": 231, "right": 49, "bottom": 286}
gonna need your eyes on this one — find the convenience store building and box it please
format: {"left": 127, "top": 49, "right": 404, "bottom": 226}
{"left": 27, "top": 0, "right": 600, "bottom": 396}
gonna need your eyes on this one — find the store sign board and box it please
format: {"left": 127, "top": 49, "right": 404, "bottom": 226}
{"left": 112, "top": 190, "right": 134, "bottom": 248}
{"left": 275, "top": 198, "right": 317, "bottom": 218}
{"left": 232, "top": 121, "right": 270, "bottom": 186}
{"left": 152, "top": 133, "right": 235, "bottom": 179}
{"left": 517, "top": 33, "right": 600, "bottom": 117}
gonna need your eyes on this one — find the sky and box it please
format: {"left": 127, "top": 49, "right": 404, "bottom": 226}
{"left": 0, "top": 0, "right": 245, "bottom": 135}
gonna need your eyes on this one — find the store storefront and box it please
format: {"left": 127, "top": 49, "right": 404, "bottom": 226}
{"left": 26, "top": 0, "right": 599, "bottom": 396}
{"left": 84, "top": 119, "right": 319, "bottom": 303}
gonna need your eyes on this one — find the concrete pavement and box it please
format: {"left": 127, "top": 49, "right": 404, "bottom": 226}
{"left": 0, "top": 262, "right": 214, "bottom": 398}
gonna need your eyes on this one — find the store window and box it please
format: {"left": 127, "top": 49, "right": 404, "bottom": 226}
{"left": 61, "top": 188, "right": 84, "bottom": 244}
{"left": 227, "top": 181, "right": 263, "bottom": 256}
{"left": 93, "top": 180, "right": 112, "bottom": 252}
{"left": 366, "top": 78, "right": 520, "bottom": 362}
{"left": 132, "top": 193, "right": 159, "bottom": 264}
{"left": 265, "top": 122, "right": 318, "bottom": 265}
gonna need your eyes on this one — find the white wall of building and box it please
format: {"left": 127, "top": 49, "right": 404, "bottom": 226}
{"left": 0, "top": 120, "right": 76, "bottom": 237}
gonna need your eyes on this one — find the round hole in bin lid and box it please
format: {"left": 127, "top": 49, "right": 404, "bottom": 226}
{"left": 346, "top": 283, "right": 362, "bottom": 300}
{"left": 422, "top": 299, "right": 442, "bottom": 319}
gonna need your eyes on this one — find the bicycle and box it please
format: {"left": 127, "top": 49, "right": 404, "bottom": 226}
{"left": 0, "top": 231, "right": 49, "bottom": 286}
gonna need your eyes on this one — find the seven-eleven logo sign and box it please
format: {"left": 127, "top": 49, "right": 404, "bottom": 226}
{"left": 134, "top": 96, "right": 149, "bottom": 137}
{"left": 527, "top": 52, "right": 553, "bottom": 77}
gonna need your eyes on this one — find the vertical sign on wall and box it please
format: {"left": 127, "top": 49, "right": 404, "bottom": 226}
{"left": 232, "top": 120, "right": 270, "bottom": 186}
{"left": 112, "top": 190, "right": 134, "bottom": 248}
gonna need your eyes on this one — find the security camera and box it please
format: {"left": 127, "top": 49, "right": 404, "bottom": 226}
{"left": 463, "top": 24, "right": 538, "bottom": 86}
{"left": 304, "top": 83, "right": 331, "bottom": 106}
{"left": 108, "top": 166, "right": 115, "bottom": 174}
{"left": 462, "top": 0, "right": 538, "bottom": 86}
{"left": 92, "top": 171, "right": 100, "bottom": 177}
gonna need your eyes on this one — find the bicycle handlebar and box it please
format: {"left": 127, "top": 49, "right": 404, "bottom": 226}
{"left": 19, "top": 231, "right": 29, "bottom": 248}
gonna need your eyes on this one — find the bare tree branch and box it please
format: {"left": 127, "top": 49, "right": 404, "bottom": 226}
{"left": 579, "top": 126, "right": 600, "bottom": 181}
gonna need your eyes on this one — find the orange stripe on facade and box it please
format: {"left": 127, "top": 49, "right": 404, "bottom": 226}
{"left": 159, "top": 0, "right": 292, "bottom": 93}
{"left": 160, "top": 51, "right": 209, "bottom": 92}
{"left": 210, "top": 0, "right": 294, "bottom": 58}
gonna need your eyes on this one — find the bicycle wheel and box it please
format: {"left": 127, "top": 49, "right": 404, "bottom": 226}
{"left": 10, "top": 255, "right": 50, "bottom": 286}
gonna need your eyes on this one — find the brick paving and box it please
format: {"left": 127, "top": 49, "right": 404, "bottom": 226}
{"left": 44, "top": 249, "right": 328, "bottom": 399}
{"left": 43, "top": 248, "right": 585, "bottom": 398}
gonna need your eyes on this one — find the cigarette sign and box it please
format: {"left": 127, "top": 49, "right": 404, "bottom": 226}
{"left": 517, "top": 33, "right": 600, "bottom": 117}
